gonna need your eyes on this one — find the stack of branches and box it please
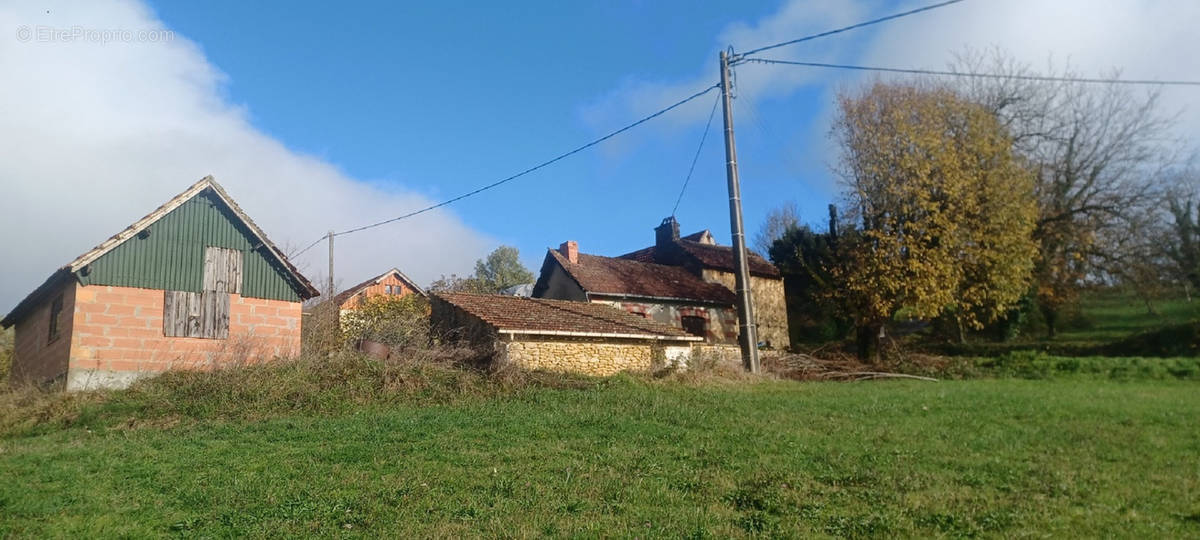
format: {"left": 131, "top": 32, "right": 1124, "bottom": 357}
{"left": 763, "top": 350, "right": 937, "bottom": 382}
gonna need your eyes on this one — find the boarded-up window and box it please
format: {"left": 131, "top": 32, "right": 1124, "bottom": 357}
{"left": 164, "top": 291, "right": 230, "bottom": 338}
{"left": 203, "top": 247, "right": 243, "bottom": 294}
{"left": 48, "top": 294, "right": 64, "bottom": 343}
{"left": 163, "top": 247, "right": 241, "bottom": 339}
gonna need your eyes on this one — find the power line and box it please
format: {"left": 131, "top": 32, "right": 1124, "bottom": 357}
{"left": 332, "top": 83, "right": 721, "bottom": 238}
{"left": 735, "top": 0, "right": 967, "bottom": 60}
{"left": 743, "top": 58, "right": 1200, "bottom": 87}
{"left": 672, "top": 92, "right": 721, "bottom": 216}
{"left": 291, "top": 235, "right": 326, "bottom": 258}
{"left": 291, "top": 83, "right": 722, "bottom": 257}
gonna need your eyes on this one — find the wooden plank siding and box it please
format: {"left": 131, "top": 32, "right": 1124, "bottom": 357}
{"left": 77, "top": 191, "right": 303, "bottom": 302}
{"left": 202, "top": 247, "right": 243, "bottom": 294}
{"left": 164, "top": 246, "right": 240, "bottom": 339}
{"left": 164, "top": 291, "right": 230, "bottom": 339}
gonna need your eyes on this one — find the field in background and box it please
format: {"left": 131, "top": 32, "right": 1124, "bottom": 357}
{"left": 2, "top": 376, "right": 1198, "bottom": 537}
{"left": 1056, "top": 289, "right": 1200, "bottom": 343}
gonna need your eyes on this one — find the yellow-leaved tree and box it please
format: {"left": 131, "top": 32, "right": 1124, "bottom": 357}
{"left": 831, "top": 81, "right": 1037, "bottom": 360}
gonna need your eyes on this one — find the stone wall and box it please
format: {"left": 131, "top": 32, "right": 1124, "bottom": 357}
{"left": 499, "top": 336, "right": 692, "bottom": 376}
{"left": 66, "top": 284, "right": 302, "bottom": 390}
{"left": 10, "top": 280, "right": 76, "bottom": 387}
{"left": 700, "top": 270, "right": 789, "bottom": 350}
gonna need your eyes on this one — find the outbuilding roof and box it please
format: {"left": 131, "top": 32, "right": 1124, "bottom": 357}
{"left": 2, "top": 176, "right": 318, "bottom": 328}
{"left": 434, "top": 293, "right": 701, "bottom": 341}
{"left": 332, "top": 268, "right": 426, "bottom": 306}
{"left": 539, "top": 249, "right": 736, "bottom": 305}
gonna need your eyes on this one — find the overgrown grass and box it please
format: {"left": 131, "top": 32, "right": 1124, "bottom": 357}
{"left": 0, "top": 349, "right": 610, "bottom": 439}
{"left": 1, "top": 371, "right": 1197, "bottom": 537}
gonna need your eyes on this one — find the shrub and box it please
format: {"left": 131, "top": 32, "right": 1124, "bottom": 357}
{"left": 340, "top": 295, "right": 431, "bottom": 349}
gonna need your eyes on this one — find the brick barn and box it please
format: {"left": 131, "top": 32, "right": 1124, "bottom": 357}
{"left": 431, "top": 293, "right": 700, "bottom": 376}
{"left": 1, "top": 176, "right": 319, "bottom": 390}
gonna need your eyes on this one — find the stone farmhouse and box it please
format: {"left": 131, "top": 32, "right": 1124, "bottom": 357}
{"left": 332, "top": 267, "right": 425, "bottom": 314}
{"left": 532, "top": 217, "right": 789, "bottom": 349}
{"left": 431, "top": 293, "right": 700, "bottom": 375}
{"left": 1, "top": 176, "right": 318, "bottom": 390}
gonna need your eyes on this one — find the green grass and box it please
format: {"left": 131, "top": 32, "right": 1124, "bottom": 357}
{"left": 1056, "top": 289, "right": 1200, "bottom": 343}
{"left": 3, "top": 376, "right": 1199, "bottom": 537}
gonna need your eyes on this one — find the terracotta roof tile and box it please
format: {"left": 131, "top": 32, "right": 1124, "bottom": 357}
{"left": 618, "top": 240, "right": 780, "bottom": 278}
{"left": 434, "top": 292, "right": 698, "bottom": 339}
{"left": 548, "top": 250, "right": 736, "bottom": 305}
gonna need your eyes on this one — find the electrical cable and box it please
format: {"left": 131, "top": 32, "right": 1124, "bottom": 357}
{"left": 332, "top": 83, "right": 721, "bottom": 238}
{"left": 743, "top": 58, "right": 1200, "bottom": 87}
{"left": 290, "top": 83, "right": 722, "bottom": 256}
{"left": 735, "top": 0, "right": 967, "bottom": 60}
{"left": 671, "top": 92, "right": 722, "bottom": 216}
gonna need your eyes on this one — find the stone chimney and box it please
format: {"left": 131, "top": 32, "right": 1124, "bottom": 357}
{"left": 655, "top": 216, "right": 680, "bottom": 248}
{"left": 558, "top": 241, "right": 578, "bottom": 264}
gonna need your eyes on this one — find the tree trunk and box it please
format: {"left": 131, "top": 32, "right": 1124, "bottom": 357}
{"left": 1040, "top": 303, "right": 1058, "bottom": 339}
{"left": 955, "top": 313, "right": 967, "bottom": 344}
{"left": 855, "top": 323, "right": 883, "bottom": 364}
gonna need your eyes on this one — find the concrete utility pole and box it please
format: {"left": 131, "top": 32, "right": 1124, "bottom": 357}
{"left": 327, "top": 231, "right": 335, "bottom": 298}
{"left": 719, "top": 49, "right": 760, "bottom": 374}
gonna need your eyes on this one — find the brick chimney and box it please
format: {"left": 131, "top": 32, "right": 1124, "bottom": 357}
{"left": 655, "top": 216, "right": 680, "bottom": 248}
{"left": 558, "top": 241, "right": 578, "bottom": 264}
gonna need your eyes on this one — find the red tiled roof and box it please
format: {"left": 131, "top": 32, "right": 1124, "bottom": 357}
{"left": 434, "top": 292, "right": 699, "bottom": 340}
{"left": 619, "top": 240, "right": 780, "bottom": 278}
{"left": 548, "top": 250, "right": 736, "bottom": 305}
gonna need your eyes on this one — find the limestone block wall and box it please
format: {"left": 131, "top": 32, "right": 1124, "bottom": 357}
{"left": 66, "top": 284, "right": 302, "bottom": 390}
{"left": 700, "top": 270, "right": 789, "bottom": 350}
{"left": 499, "top": 336, "right": 692, "bottom": 376}
{"left": 10, "top": 280, "right": 76, "bottom": 387}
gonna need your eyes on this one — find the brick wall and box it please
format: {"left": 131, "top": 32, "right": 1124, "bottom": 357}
{"left": 10, "top": 280, "right": 75, "bottom": 386}
{"left": 67, "top": 284, "right": 303, "bottom": 390}
{"left": 339, "top": 273, "right": 419, "bottom": 311}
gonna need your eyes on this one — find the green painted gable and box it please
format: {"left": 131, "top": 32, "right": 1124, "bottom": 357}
{"left": 76, "top": 190, "right": 304, "bottom": 302}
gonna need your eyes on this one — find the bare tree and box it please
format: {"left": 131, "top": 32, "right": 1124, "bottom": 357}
{"left": 950, "top": 49, "right": 1177, "bottom": 336}
{"left": 754, "top": 202, "right": 800, "bottom": 256}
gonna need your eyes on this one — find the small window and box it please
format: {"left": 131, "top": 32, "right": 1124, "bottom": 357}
{"left": 48, "top": 294, "right": 64, "bottom": 343}
{"left": 681, "top": 315, "right": 706, "bottom": 338}
{"left": 385, "top": 285, "right": 393, "bottom": 295}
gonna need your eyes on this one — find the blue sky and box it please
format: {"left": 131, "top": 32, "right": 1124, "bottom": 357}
{"left": 147, "top": 0, "right": 837, "bottom": 260}
{"left": 2, "top": 0, "right": 1197, "bottom": 309}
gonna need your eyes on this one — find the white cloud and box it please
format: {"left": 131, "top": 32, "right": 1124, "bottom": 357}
{"left": 581, "top": 0, "right": 867, "bottom": 133}
{"left": 587, "top": 0, "right": 1200, "bottom": 187}
{"left": 0, "top": 1, "right": 494, "bottom": 310}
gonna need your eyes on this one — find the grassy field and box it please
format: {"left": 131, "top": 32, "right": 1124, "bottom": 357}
{"left": 1056, "top": 289, "right": 1200, "bottom": 343}
{"left": 2, "top": 374, "right": 1199, "bottom": 537}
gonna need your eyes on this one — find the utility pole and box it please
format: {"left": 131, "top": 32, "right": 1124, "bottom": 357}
{"left": 719, "top": 49, "right": 760, "bottom": 374}
{"left": 327, "top": 231, "right": 335, "bottom": 298}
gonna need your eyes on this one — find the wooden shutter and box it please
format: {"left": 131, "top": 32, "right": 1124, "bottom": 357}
{"left": 203, "top": 247, "right": 243, "bottom": 294}
{"left": 164, "top": 291, "right": 230, "bottom": 339}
